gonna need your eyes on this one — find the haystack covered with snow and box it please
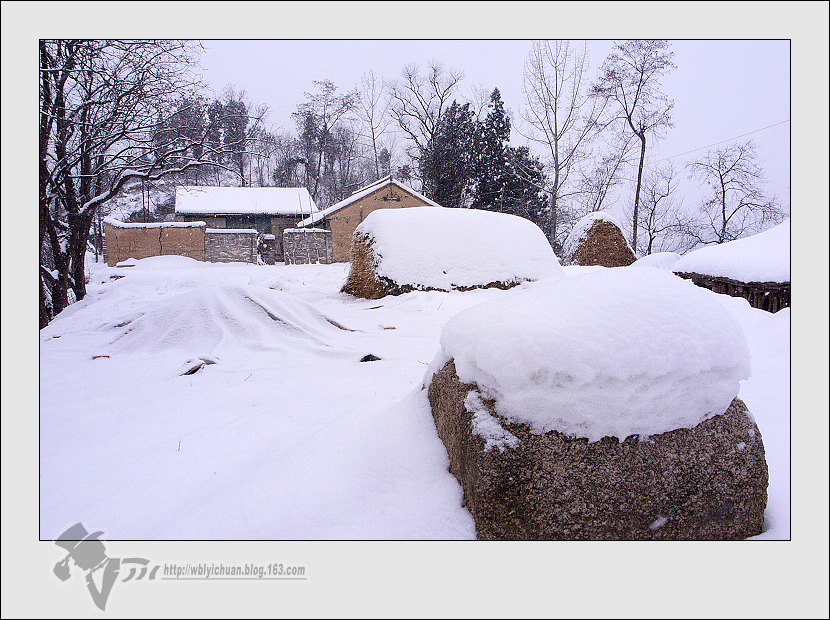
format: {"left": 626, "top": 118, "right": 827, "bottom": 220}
{"left": 562, "top": 211, "right": 636, "bottom": 267}
{"left": 341, "top": 207, "right": 563, "bottom": 299}
{"left": 674, "top": 219, "right": 790, "bottom": 312}
{"left": 427, "top": 268, "right": 768, "bottom": 539}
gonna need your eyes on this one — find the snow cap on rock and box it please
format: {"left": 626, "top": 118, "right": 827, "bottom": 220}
{"left": 431, "top": 268, "right": 751, "bottom": 442}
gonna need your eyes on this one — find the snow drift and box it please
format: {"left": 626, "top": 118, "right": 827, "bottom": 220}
{"left": 106, "top": 285, "right": 349, "bottom": 355}
{"left": 430, "top": 268, "right": 752, "bottom": 442}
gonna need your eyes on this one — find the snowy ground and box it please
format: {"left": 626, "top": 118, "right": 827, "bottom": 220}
{"left": 40, "top": 257, "right": 789, "bottom": 539}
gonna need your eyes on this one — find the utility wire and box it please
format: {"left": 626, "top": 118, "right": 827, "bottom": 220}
{"left": 645, "top": 119, "right": 790, "bottom": 163}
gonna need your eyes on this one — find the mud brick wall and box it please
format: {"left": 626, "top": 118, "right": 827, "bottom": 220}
{"left": 104, "top": 220, "right": 205, "bottom": 266}
{"left": 205, "top": 229, "right": 258, "bottom": 263}
{"left": 327, "top": 184, "right": 433, "bottom": 262}
{"left": 283, "top": 229, "right": 332, "bottom": 265}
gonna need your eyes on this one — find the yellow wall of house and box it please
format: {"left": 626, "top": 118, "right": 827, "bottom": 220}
{"left": 328, "top": 185, "right": 433, "bottom": 262}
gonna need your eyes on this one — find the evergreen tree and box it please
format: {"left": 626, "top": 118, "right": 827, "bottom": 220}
{"left": 471, "top": 89, "right": 549, "bottom": 234}
{"left": 472, "top": 88, "right": 511, "bottom": 211}
{"left": 504, "top": 146, "right": 549, "bottom": 231}
{"left": 222, "top": 96, "right": 249, "bottom": 184}
{"left": 420, "top": 101, "right": 478, "bottom": 208}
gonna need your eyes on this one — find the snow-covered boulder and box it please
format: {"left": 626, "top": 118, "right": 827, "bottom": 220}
{"left": 674, "top": 219, "right": 790, "bottom": 312}
{"left": 341, "top": 207, "right": 563, "bottom": 299}
{"left": 562, "top": 212, "right": 636, "bottom": 267}
{"left": 426, "top": 268, "right": 768, "bottom": 539}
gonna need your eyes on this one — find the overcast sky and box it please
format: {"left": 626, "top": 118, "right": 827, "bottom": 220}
{"left": 197, "top": 39, "right": 791, "bottom": 216}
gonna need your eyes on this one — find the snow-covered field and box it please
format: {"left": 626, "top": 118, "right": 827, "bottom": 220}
{"left": 39, "top": 257, "right": 789, "bottom": 540}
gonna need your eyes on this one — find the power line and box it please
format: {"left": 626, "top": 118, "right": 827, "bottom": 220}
{"left": 645, "top": 119, "right": 790, "bottom": 163}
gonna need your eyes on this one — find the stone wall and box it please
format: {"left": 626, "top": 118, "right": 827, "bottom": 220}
{"left": 283, "top": 229, "right": 332, "bottom": 265}
{"left": 103, "top": 219, "right": 205, "bottom": 266}
{"left": 205, "top": 229, "right": 258, "bottom": 264}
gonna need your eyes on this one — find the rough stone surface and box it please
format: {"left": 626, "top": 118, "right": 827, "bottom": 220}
{"left": 205, "top": 230, "right": 257, "bottom": 263}
{"left": 427, "top": 360, "right": 769, "bottom": 540}
{"left": 341, "top": 233, "right": 521, "bottom": 299}
{"left": 675, "top": 271, "right": 790, "bottom": 313}
{"left": 567, "top": 220, "right": 636, "bottom": 267}
{"left": 283, "top": 229, "right": 333, "bottom": 265}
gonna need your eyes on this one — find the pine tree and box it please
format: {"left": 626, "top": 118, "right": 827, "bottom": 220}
{"left": 420, "top": 101, "right": 478, "bottom": 208}
{"left": 472, "top": 89, "right": 511, "bottom": 211}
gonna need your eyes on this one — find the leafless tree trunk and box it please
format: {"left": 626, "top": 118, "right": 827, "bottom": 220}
{"left": 293, "top": 80, "right": 356, "bottom": 202}
{"left": 356, "top": 71, "right": 391, "bottom": 179}
{"left": 630, "top": 164, "right": 698, "bottom": 255}
{"left": 389, "top": 62, "right": 463, "bottom": 175}
{"left": 521, "top": 40, "right": 604, "bottom": 248}
{"left": 39, "top": 39, "right": 246, "bottom": 326}
{"left": 592, "top": 39, "right": 676, "bottom": 251}
{"left": 686, "top": 139, "right": 787, "bottom": 244}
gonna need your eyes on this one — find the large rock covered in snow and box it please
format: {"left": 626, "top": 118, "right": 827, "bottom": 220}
{"left": 426, "top": 269, "right": 769, "bottom": 540}
{"left": 562, "top": 212, "right": 636, "bottom": 267}
{"left": 341, "top": 207, "right": 563, "bottom": 299}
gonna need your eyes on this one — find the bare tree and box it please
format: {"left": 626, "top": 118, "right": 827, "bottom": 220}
{"left": 388, "top": 62, "right": 463, "bottom": 170}
{"left": 39, "top": 40, "right": 244, "bottom": 327}
{"left": 521, "top": 40, "right": 604, "bottom": 247}
{"left": 576, "top": 132, "right": 635, "bottom": 215}
{"left": 292, "top": 80, "right": 357, "bottom": 201}
{"left": 630, "top": 164, "right": 698, "bottom": 255}
{"left": 686, "top": 140, "right": 787, "bottom": 244}
{"left": 592, "top": 39, "right": 675, "bottom": 251}
{"left": 356, "top": 71, "right": 391, "bottom": 178}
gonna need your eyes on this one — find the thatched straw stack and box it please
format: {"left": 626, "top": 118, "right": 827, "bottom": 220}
{"left": 563, "top": 213, "right": 636, "bottom": 267}
{"left": 341, "top": 207, "right": 563, "bottom": 299}
{"left": 341, "top": 232, "right": 396, "bottom": 299}
{"left": 428, "top": 360, "right": 769, "bottom": 540}
{"left": 341, "top": 233, "right": 526, "bottom": 299}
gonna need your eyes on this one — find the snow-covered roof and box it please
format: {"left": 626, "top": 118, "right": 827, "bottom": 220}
{"left": 297, "top": 176, "right": 441, "bottom": 226}
{"left": 175, "top": 186, "right": 318, "bottom": 216}
{"left": 673, "top": 219, "right": 790, "bottom": 283}
{"left": 283, "top": 227, "right": 328, "bottom": 234}
{"left": 205, "top": 228, "right": 257, "bottom": 234}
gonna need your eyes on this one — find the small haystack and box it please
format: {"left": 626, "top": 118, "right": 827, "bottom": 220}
{"left": 341, "top": 207, "right": 564, "bottom": 299}
{"left": 562, "top": 212, "right": 636, "bottom": 267}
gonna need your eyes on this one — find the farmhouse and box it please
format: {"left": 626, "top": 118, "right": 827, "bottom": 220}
{"left": 297, "top": 175, "right": 441, "bottom": 262}
{"left": 174, "top": 186, "right": 319, "bottom": 260}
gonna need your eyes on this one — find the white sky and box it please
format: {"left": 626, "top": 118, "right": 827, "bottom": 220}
{"left": 198, "top": 39, "right": 790, "bottom": 216}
